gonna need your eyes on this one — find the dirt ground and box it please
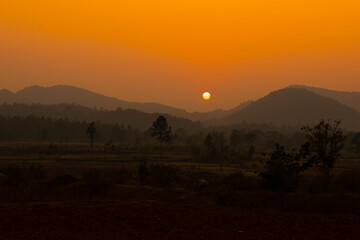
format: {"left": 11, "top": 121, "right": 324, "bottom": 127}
{"left": 0, "top": 200, "right": 359, "bottom": 240}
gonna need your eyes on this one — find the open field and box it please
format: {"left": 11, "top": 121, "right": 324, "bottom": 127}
{"left": 1, "top": 141, "right": 360, "bottom": 239}
{"left": 1, "top": 141, "right": 359, "bottom": 181}
{"left": 1, "top": 200, "right": 360, "bottom": 240}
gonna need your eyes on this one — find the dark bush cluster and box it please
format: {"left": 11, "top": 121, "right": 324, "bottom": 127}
{"left": 260, "top": 120, "right": 346, "bottom": 192}
{"left": 0, "top": 163, "right": 47, "bottom": 186}
{"left": 137, "top": 158, "right": 180, "bottom": 187}
{"left": 260, "top": 143, "right": 309, "bottom": 192}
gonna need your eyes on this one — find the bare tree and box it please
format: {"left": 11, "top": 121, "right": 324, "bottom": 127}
{"left": 302, "top": 119, "right": 345, "bottom": 191}
{"left": 87, "top": 122, "right": 96, "bottom": 151}
{"left": 230, "top": 129, "right": 242, "bottom": 149}
{"left": 150, "top": 116, "right": 172, "bottom": 159}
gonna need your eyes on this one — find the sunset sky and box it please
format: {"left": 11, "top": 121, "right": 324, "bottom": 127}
{"left": 1, "top": 0, "right": 360, "bottom": 112}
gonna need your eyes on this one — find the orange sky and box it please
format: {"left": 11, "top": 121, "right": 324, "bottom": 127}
{"left": 1, "top": 0, "right": 360, "bottom": 112}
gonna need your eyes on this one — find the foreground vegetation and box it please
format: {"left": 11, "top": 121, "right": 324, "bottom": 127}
{"left": 0, "top": 114, "right": 359, "bottom": 218}
{"left": 0, "top": 140, "right": 359, "bottom": 214}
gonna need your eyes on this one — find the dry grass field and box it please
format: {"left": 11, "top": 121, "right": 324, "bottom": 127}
{"left": 0, "top": 141, "right": 360, "bottom": 239}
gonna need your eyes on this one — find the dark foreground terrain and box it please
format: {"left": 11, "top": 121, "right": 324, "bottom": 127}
{"left": 1, "top": 141, "right": 360, "bottom": 239}
{"left": 1, "top": 200, "right": 359, "bottom": 240}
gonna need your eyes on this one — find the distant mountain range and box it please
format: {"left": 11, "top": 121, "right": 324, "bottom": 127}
{"left": 223, "top": 88, "right": 360, "bottom": 130}
{"left": 0, "top": 85, "right": 250, "bottom": 121}
{"left": 1, "top": 84, "right": 360, "bottom": 130}
{"left": 0, "top": 103, "right": 201, "bottom": 132}
{"left": 288, "top": 85, "right": 360, "bottom": 112}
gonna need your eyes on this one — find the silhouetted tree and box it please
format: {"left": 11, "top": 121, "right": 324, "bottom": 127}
{"left": 348, "top": 133, "right": 360, "bottom": 153}
{"left": 230, "top": 129, "right": 242, "bottom": 148}
{"left": 204, "top": 133, "right": 214, "bottom": 151}
{"left": 302, "top": 119, "right": 345, "bottom": 191}
{"left": 244, "top": 132, "right": 257, "bottom": 145}
{"left": 213, "top": 131, "right": 226, "bottom": 156}
{"left": 210, "top": 131, "right": 226, "bottom": 173}
{"left": 247, "top": 145, "right": 255, "bottom": 160}
{"left": 104, "top": 140, "right": 114, "bottom": 153}
{"left": 87, "top": 122, "right": 96, "bottom": 151}
{"left": 0, "top": 103, "right": 201, "bottom": 132}
{"left": 138, "top": 158, "right": 149, "bottom": 185}
{"left": 260, "top": 142, "right": 311, "bottom": 192}
{"left": 150, "top": 116, "right": 172, "bottom": 159}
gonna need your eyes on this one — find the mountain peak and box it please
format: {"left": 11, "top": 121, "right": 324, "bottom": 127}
{"left": 225, "top": 86, "right": 360, "bottom": 130}
{"left": 286, "top": 85, "right": 360, "bottom": 111}
{"left": 0, "top": 89, "right": 14, "bottom": 95}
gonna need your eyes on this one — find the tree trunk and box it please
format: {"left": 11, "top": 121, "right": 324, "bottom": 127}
{"left": 90, "top": 135, "right": 94, "bottom": 151}
{"left": 160, "top": 141, "right": 163, "bottom": 160}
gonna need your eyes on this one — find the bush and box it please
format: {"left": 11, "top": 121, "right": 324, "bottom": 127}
{"left": 216, "top": 188, "right": 239, "bottom": 206}
{"left": 149, "top": 164, "right": 180, "bottom": 188}
{"left": 48, "top": 174, "right": 77, "bottom": 188}
{"left": 191, "top": 179, "right": 209, "bottom": 192}
{"left": 334, "top": 170, "right": 360, "bottom": 193}
{"left": 222, "top": 172, "right": 259, "bottom": 191}
{"left": 1, "top": 165, "right": 24, "bottom": 186}
{"left": 138, "top": 158, "right": 149, "bottom": 185}
{"left": 82, "top": 169, "right": 109, "bottom": 194}
{"left": 108, "top": 167, "right": 130, "bottom": 184}
{"left": 299, "top": 174, "right": 324, "bottom": 193}
{"left": 222, "top": 172, "right": 244, "bottom": 189}
{"left": 260, "top": 144, "right": 309, "bottom": 192}
{"left": 28, "top": 163, "right": 46, "bottom": 180}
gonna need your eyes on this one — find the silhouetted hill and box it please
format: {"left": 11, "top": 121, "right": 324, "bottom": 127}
{"left": 224, "top": 88, "right": 360, "bottom": 130}
{"left": 0, "top": 85, "right": 246, "bottom": 121}
{"left": 190, "top": 101, "right": 252, "bottom": 122}
{"left": 0, "top": 89, "right": 18, "bottom": 103}
{"left": 289, "top": 85, "right": 360, "bottom": 112}
{"left": 7, "top": 85, "right": 190, "bottom": 116}
{"left": 0, "top": 103, "right": 202, "bottom": 132}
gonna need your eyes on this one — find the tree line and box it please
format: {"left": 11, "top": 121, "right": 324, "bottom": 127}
{"left": 0, "top": 114, "right": 359, "bottom": 156}
{"left": 261, "top": 120, "right": 346, "bottom": 192}
{"left": 0, "top": 103, "right": 201, "bottom": 131}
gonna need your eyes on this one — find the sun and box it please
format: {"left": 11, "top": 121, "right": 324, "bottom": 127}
{"left": 202, "top": 91, "right": 211, "bottom": 100}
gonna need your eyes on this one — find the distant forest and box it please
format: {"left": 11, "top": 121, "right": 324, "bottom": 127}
{"left": 0, "top": 114, "right": 305, "bottom": 158}
{"left": 0, "top": 103, "right": 201, "bottom": 131}
{"left": 1, "top": 110, "right": 359, "bottom": 154}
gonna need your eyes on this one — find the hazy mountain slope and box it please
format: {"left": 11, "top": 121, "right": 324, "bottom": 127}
{"left": 0, "top": 85, "right": 245, "bottom": 121}
{"left": 0, "top": 89, "right": 20, "bottom": 103}
{"left": 0, "top": 103, "right": 202, "bottom": 131}
{"left": 190, "top": 101, "right": 252, "bottom": 121}
{"left": 224, "top": 88, "right": 360, "bottom": 130}
{"left": 15, "top": 85, "right": 191, "bottom": 116}
{"left": 289, "top": 85, "right": 360, "bottom": 112}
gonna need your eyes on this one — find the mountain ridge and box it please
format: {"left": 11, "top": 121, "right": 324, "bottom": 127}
{"left": 288, "top": 85, "right": 360, "bottom": 112}
{"left": 224, "top": 88, "right": 360, "bottom": 130}
{"left": 2, "top": 84, "right": 360, "bottom": 130}
{"left": 0, "top": 85, "right": 249, "bottom": 121}
{"left": 0, "top": 103, "right": 201, "bottom": 132}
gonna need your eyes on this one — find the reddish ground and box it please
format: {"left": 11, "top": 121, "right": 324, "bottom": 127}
{"left": 0, "top": 200, "right": 359, "bottom": 240}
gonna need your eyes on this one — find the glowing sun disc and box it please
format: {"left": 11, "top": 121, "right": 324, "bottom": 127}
{"left": 202, "top": 91, "right": 211, "bottom": 100}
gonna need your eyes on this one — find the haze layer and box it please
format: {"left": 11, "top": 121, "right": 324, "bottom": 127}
{"left": 1, "top": 0, "right": 360, "bottom": 111}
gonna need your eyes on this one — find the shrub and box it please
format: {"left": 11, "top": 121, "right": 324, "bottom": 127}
{"left": 82, "top": 169, "right": 109, "bottom": 194}
{"left": 138, "top": 158, "right": 149, "bottom": 185}
{"left": 191, "top": 179, "right": 209, "bottom": 192}
{"left": 48, "top": 174, "right": 77, "bottom": 188}
{"left": 28, "top": 163, "right": 46, "bottom": 180}
{"left": 334, "top": 170, "right": 360, "bottom": 193}
{"left": 1, "top": 164, "right": 24, "bottom": 186}
{"left": 260, "top": 143, "right": 309, "bottom": 192}
{"left": 302, "top": 119, "right": 345, "bottom": 191}
{"left": 216, "top": 188, "right": 239, "bottom": 206}
{"left": 108, "top": 167, "right": 130, "bottom": 184}
{"left": 149, "top": 164, "right": 180, "bottom": 187}
{"left": 222, "top": 172, "right": 259, "bottom": 191}
{"left": 222, "top": 172, "right": 244, "bottom": 186}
